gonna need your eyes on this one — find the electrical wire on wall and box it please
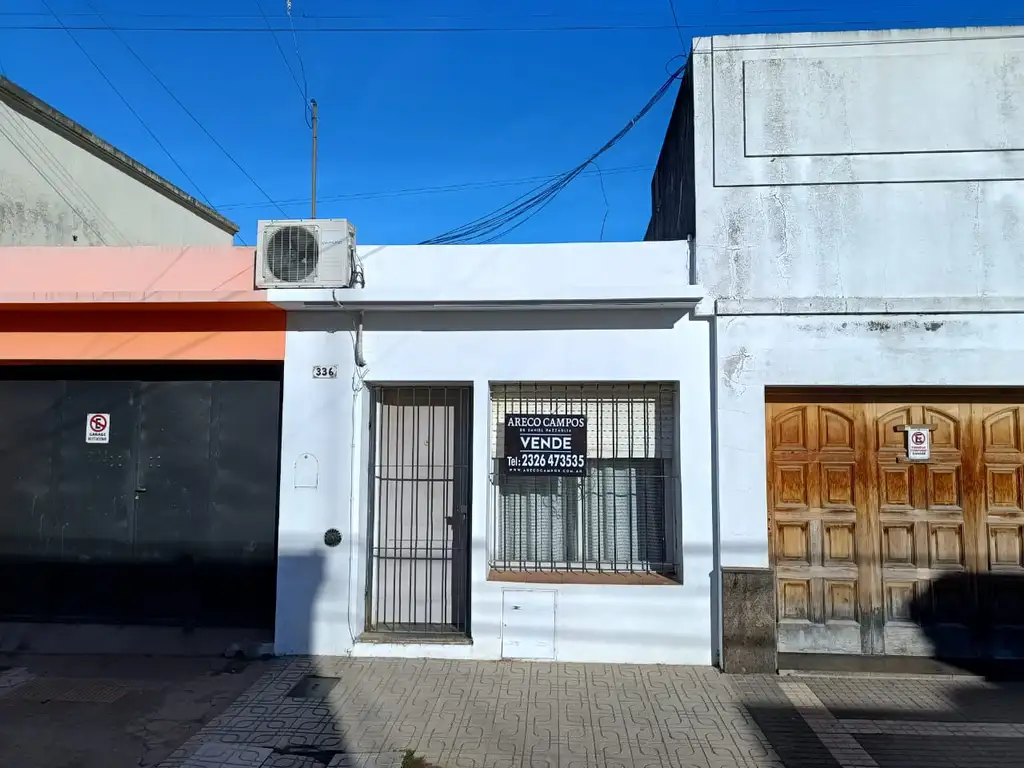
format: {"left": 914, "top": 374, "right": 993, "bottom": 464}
{"left": 420, "top": 61, "right": 685, "bottom": 245}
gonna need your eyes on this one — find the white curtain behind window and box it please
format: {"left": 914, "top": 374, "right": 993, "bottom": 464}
{"left": 582, "top": 461, "right": 666, "bottom": 567}
{"left": 498, "top": 475, "right": 575, "bottom": 562}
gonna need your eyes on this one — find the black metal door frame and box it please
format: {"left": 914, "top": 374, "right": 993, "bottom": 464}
{"left": 364, "top": 384, "right": 473, "bottom": 639}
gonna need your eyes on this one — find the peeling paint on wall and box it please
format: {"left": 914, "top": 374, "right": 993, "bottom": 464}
{"left": 721, "top": 346, "right": 752, "bottom": 393}
{"left": 0, "top": 103, "right": 232, "bottom": 246}
{"left": 0, "top": 191, "right": 102, "bottom": 246}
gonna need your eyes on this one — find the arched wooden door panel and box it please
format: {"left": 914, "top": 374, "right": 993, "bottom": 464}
{"left": 874, "top": 404, "right": 972, "bottom": 658}
{"left": 767, "top": 403, "right": 870, "bottom": 655}
{"left": 975, "top": 404, "right": 1024, "bottom": 658}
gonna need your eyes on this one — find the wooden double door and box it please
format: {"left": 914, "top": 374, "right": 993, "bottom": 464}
{"left": 768, "top": 390, "right": 1024, "bottom": 658}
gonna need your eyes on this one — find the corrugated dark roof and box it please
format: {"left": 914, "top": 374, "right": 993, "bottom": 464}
{"left": 0, "top": 76, "right": 239, "bottom": 236}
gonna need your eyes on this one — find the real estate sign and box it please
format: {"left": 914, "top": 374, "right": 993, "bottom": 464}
{"left": 504, "top": 414, "right": 587, "bottom": 477}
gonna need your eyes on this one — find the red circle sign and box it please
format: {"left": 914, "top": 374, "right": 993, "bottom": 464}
{"left": 89, "top": 414, "right": 108, "bottom": 432}
{"left": 911, "top": 431, "right": 926, "bottom": 445}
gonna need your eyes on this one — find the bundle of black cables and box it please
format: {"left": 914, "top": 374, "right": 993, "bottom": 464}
{"left": 420, "top": 61, "right": 687, "bottom": 245}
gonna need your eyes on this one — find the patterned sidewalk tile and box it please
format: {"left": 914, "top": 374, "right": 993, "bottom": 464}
{"left": 742, "top": 674, "right": 1024, "bottom": 768}
{"left": 157, "top": 658, "right": 781, "bottom": 768}
{"left": 156, "top": 658, "right": 1024, "bottom": 767}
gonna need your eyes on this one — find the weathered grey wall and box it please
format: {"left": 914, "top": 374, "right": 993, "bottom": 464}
{"left": 0, "top": 99, "right": 234, "bottom": 246}
{"left": 691, "top": 26, "right": 1024, "bottom": 301}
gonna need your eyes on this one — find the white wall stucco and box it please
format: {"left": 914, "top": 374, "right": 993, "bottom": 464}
{"left": 272, "top": 241, "right": 717, "bottom": 665}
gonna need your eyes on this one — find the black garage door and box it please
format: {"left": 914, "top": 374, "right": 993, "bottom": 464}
{"left": 0, "top": 364, "right": 282, "bottom": 629}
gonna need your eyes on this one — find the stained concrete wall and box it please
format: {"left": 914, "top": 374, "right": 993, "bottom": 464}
{"left": 0, "top": 99, "right": 235, "bottom": 246}
{"left": 691, "top": 26, "right": 1024, "bottom": 302}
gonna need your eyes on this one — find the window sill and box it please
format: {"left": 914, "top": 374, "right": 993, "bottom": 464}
{"left": 357, "top": 632, "right": 473, "bottom": 646}
{"left": 487, "top": 569, "right": 680, "bottom": 586}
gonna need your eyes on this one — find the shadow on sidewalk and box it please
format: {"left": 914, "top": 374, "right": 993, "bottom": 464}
{"left": 241, "top": 550, "right": 355, "bottom": 768}
{"left": 910, "top": 571, "right": 1024, "bottom": 682}
{"left": 737, "top": 571, "right": 1024, "bottom": 768}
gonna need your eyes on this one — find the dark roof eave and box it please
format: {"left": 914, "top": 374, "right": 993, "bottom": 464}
{"left": 0, "top": 76, "right": 240, "bottom": 236}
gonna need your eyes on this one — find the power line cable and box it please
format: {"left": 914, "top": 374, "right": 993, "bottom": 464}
{"left": 3, "top": 15, "right": 1019, "bottom": 33}
{"left": 254, "top": 0, "right": 312, "bottom": 127}
{"left": 666, "top": 0, "right": 687, "bottom": 50}
{"left": 13, "top": 115, "right": 129, "bottom": 242}
{"left": 39, "top": 0, "right": 214, "bottom": 210}
{"left": 254, "top": 0, "right": 304, "bottom": 100}
{"left": 0, "top": 22, "right": 802, "bottom": 34}
{"left": 591, "top": 162, "right": 610, "bottom": 242}
{"left": 284, "top": 1, "right": 312, "bottom": 117}
{"left": 0, "top": 4, "right": 973, "bottom": 21}
{"left": 0, "top": 118, "right": 112, "bottom": 244}
{"left": 83, "top": 0, "right": 290, "bottom": 221}
{"left": 0, "top": 72, "right": 131, "bottom": 244}
{"left": 420, "top": 63, "right": 684, "bottom": 245}
{"left": 215, "top": 164, "right": 650, "bottom": 211}
{"left": 5, "top": 22, "right": 687, "bottom": 33}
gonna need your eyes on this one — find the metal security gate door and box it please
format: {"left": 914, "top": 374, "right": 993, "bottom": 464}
{"left": 366, "top": 385, "right": 472, "bottom": 638}
{"left": 0, "top": 364, "right": 281, "bottom": 629}
{"left": 130, "top": 375, "right": 282, "bottom": 628}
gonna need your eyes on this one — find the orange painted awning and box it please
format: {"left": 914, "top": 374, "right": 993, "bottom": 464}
{"left": 0, "top": 246, "right": 284, "bottom": 361}
{"left": 0, "top": 245, "right": 267, "bottom": 306}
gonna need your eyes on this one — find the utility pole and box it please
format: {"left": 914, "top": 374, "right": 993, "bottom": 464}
{"left": 310, "top": 99, "right": 318, "bottom": 219}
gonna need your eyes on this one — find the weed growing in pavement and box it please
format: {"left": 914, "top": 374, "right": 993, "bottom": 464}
{"left": 401, "top": 749, "right": 440, "bottom": 768}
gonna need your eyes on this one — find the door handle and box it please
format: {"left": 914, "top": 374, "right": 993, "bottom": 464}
{"left": 135, "top": 487, "right": 147, "bottom": 493}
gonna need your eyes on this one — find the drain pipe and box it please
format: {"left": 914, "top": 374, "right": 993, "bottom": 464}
{"left": 353, "top": 311, "right": 366, "bottom": 367}
{"left": 330, "top": 289, "right": 369, "bottom": 649}
{"left": 345, "top": 311, "right": 367, "bottom": 647}
{"left": 708, "top": 311, "right": 724, "bottom": 668}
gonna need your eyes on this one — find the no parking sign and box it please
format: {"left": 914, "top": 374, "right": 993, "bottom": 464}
{"left": 86, "top": 413, "right": 110, "bottom": 444}
{"left": 906, "top": 425, "right": 930, "bottom": 461}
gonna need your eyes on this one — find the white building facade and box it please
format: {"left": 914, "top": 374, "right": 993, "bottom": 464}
{"left": 646, "top": 25, "right": 1024, "bottom": 671}
{"left": 270, "top": 242, "right": 717, "bottom": 665}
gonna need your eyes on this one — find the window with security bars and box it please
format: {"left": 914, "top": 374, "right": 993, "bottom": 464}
{"left": 490, "top": 382, "right": 678, "bottom": 576}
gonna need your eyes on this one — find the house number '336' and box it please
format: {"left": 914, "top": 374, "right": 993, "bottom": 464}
{"left": 312, "top": 365, "right": 338, "bottom": 379}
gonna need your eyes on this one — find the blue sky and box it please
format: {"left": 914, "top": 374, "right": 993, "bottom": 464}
{"left": 0, "top": 0, "right": 1016, "bottom": 245}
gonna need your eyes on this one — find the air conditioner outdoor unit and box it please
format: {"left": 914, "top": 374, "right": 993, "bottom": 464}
{"left": 255, "top": 218, "right": 356, "bottom": 289}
